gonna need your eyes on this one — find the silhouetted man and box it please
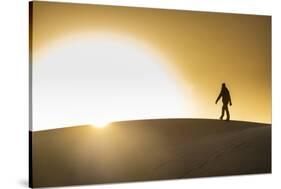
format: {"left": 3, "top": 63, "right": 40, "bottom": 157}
{"left": 215, "top": 83, "right": 232, "bottom": 121}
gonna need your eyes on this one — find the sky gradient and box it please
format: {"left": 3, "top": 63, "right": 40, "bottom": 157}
{"left": 31, "top": 2, "right": 271, "bottom": 130}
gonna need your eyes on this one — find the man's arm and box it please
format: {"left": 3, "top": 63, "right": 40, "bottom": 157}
{"left": 215, "top": 92, "right": 222, "bottom": 104}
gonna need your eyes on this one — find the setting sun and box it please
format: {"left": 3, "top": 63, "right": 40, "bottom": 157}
{"left": 33, "top": 34, "right": 193, "bottom": 131}
{"left": 91, "top": 121, "right": 110, "bottom": 128}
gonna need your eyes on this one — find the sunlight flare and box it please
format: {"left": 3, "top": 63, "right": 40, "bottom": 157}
{"left": 33, "top": 34, "right": 194, "bottom": 131}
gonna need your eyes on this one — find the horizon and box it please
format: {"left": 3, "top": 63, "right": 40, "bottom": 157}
{"left": 32, "top": 118, "right": 271, "bottom": 132}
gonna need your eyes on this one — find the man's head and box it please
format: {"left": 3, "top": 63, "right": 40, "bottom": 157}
{"left": 222, "top": 83, "right": 226, "bottom": 88}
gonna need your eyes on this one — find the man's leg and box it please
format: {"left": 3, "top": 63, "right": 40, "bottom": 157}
{"left": 220, "top": 105, "right": 225, "bottom": 120}
{"left": 225, "top": 105, "right": 230, "bottom": 121}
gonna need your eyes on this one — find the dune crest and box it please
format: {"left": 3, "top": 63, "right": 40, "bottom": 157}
{"left": 31, "top": 119, "right": 271, "bottom": 187}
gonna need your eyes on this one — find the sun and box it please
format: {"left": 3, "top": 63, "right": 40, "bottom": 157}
{"left": 91, "top": 119, "right": 111, "bottom": 128}
{"left": 33, "top": 33, "right": 193, "bottom": 131}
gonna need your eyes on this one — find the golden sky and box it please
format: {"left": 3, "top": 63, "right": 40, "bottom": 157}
{"left": 31, "top": 1, "right": 271, "bottom": 125}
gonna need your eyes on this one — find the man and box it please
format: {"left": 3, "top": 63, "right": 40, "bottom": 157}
{"left": 215, "top": 83, "right": 232, "bottom": 121}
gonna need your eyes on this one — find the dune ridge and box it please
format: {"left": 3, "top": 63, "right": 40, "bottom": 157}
{"left": 31, "top": 119, "right": 271, "bottom": 187}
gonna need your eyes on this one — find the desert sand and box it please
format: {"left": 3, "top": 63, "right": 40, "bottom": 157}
{"left": 31, "top": 119, "right": 271, "bottom": 187}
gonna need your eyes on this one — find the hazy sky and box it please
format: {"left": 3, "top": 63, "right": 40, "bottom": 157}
{"left": 31, "top": 2, "right": 271, "bottom": 130}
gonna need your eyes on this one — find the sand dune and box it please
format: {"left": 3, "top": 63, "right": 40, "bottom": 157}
{"left": 31, "top": 119, "right": 271, "bottom": 187}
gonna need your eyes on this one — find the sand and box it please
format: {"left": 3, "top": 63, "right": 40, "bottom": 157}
{"left": 31, "top": 119, "right": 271, "bottom": 187}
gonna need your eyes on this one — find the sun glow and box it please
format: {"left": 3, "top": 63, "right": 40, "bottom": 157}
{"left": 33, "top": 34, "right": 194, "bottom": 130}
{"left": 91, "top": 118, "right": 111, "bottom": 128}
